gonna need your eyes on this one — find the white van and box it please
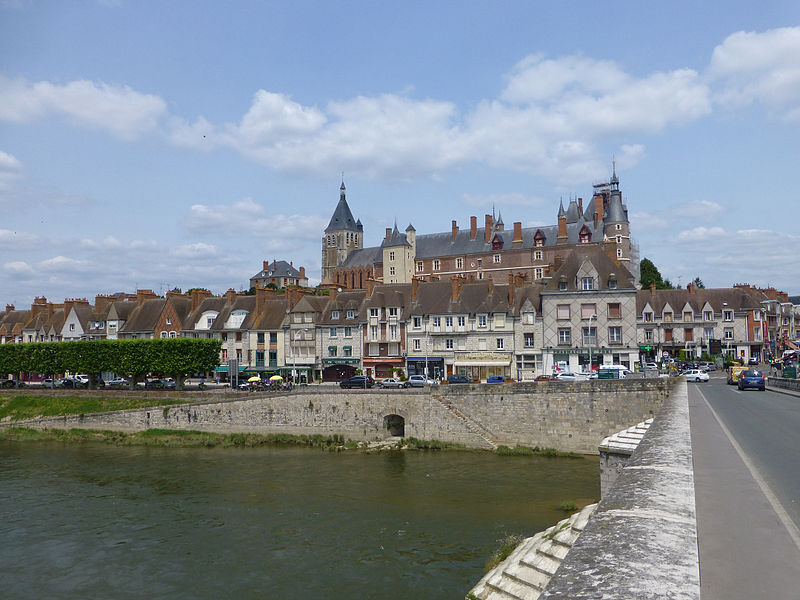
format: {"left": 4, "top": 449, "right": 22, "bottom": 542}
{"left": 602, "top": 365, "right": 632, "bottom": 379}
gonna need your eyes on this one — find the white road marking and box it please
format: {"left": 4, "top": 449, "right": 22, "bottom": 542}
{"left": 697, "top": 386, "right": 800, "bottom": 551}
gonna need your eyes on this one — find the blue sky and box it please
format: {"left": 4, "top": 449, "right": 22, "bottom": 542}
{"left": 2, "top": 1, "right": 799, "bottom": 307}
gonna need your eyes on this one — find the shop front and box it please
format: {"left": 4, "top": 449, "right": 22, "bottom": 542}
{"left": 453, "top": 352, "right": 511, "bottom": 382}
{"left": 406, "top": 356, "right": 445, "bottom": 380}
{"left": 363, "top": 356, "right": 405, "bottom": 380}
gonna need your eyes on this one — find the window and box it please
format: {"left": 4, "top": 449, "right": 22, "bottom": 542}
{"left": 616, "top": 248, "right": 623, "bottom": 258}
{"left": 496, "top": 338, "right": 504, "bottom": 350}
{"left": 524, "top": 333, "right": 535, "bottom": 347}
{"left": 704, "top": 310, "right": 713, "bottom": 321}
{"left": 413, "top": 338, "right": 421, "bottom": 351}
{"left": 166, "top": 317, "right": 172, "bottom": 325}
{"left": 557, "top": 305, "right": 570, "bottom": 320}
{"left": 329, "top": 327, "right": 337, "bottom": 338}
{"left": 369, "top": 343, "right": 379, "bottom": 356}
{"left": 370, "top": 325, "right": 379, "bottom": 339}
{"left": 160, "top": 331, "right": 168, "bottom": 338}
{"left": 478, "top": 315, "right": 487, "bottom": 327}
{"left": 663, "top": 311, "right": 672, "bottom": 322}
{"left": 457, "top": 316, "right": 465, "bottom": 328}
{"left": 534, "top": 250, "right": 543, "bottom": 261}
{"left": 616, "top": 235, "right": 622, "bottom": 244}
{"left": 558, "top": 328, "right": 571, "bottom": 344}
{"left": 370, "top": 308, "right": 379, "bottom": 317}
{"left": 609, "top": 326, "right": 622, "bottom": 344}
{"left": 523, "top": 312, "right": 534, "bottom": 324}
{"left": 582, "top": 327, "right": 597, "bottom": 346}
{"left": 256, "top": 351, "right": 265, "bottom": 367}
{"left": 723, "top": 310, "right": 733, "bottom": 321}
{"left": 257, "top": 332, "right": 265, "bottom": 344}
{"left": 433, "top": 259, "right": 440, "bottom": 271}
{"left": 389, "top": 325, "right": 398, "bottom": 340}
{"left": 478, "top": 338, "right": 487, "bottom": 350}
{"left": 389, "top": 251, "right": 395, "bottom": 261}
{"left": 559, "top": 280, "right": 567, "bottom": 290}
{"left": 684, "top": 311, "right": 693, "bottom": 321}
{"left": 270, "top": 332, "right": 277, "bottom": 343}
{"left": 581, "top": 277, "right": 594, "bottom": 290}
{"left": 644, "top": 312, "right": 653, "bottom": 322}
{"left": 645, "top": 330, "right": 653, "bottom": 342}
{"left": 389, "top": 307, "right": 398, "bottom": 317}
{"left": 269, "top": 350, "right": 278, "bottom": 366}
{"left": 608, "top": 303, "right": 621, "bottom": 319}
{"left": 328, "top": 346, "right": 337, "bottom": 357}
{"left": 432, "top": 317, "right": 441, "bottom": 328}
{"left": 445, "top": 316, "right": 453, "bottom": 328}
{"left": 69, "top": 323, "right": 75, "bottom": 331}
{"left": 616, "top": 224, "right": 622, "bottom": 230}
{"left": 534, "top": 238, "right": 544, "bottom": 247}
{"left": 413, "top": 316, "right": 422, "bottom": 328}
{"left": 684, "top": 328, "right": 694, "bottom": 342}
{"left": 236, "top": 349, "right": 242, "bottom": 361}
{"left": 581, "top": 304, "right": 597, "bottom": 319}
{"left": 344, "top": 327, "right": 352, "bottom": 337}
{"left": 608, "top": 279, "right": 617, "bottom": 289}
{"left": 495, "top": 313, "right": 506, "bottom": 327}
{"left": 477, "top": 258, "right": 483, "bottom": 268}
{"left": 235, "top": 332, "right": 242, "bottom": 342}
{"left": 724, "top": 327, "right": 734, "bottom": 340}
{"left": 331, "top": 310, "right": 340, "bottom": 319}
{"left": 704, "top": 327, "right": 714, "bottom": 340}
{"left": 343, "top": 346, "right": 352, "bottom": 357}
{"left": 534, "top": 267, "right": 544, "bottom": 279}
{"left": 664, "top": 328, "right": 673, "bottom": 342}
{"left": 493, "top": 254, "right": 501, "bottom": 264}
{"left": 456, "top": 257, "right": 463, "bottom": 269}
{"left": 446, "top": 339, "right": 454, "bottom": 349}
{"left": 416, "top": 261, "right": 424, "bottom": 273}
{"left": 753, "top": 311, "right": 761, "bottom": 321}
{"left": 389, "top": 267, "right": 395, "bottom": 276}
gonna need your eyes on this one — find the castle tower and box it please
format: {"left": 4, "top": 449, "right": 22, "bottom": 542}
{"left": 602, "top": 163, "right": 631, "bottom": 266}
{"left": 321, "top": 181, "right": 363, "bottom": 283}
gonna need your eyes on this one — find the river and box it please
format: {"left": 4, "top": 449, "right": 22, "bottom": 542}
{"left": 0, "top": 441, "right": 598, "bottom": 599}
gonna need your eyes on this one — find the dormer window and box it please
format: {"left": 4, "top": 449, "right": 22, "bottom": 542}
{"left": 581, "top": 277, "right": 594, "bottom": 290}
{"left": 166, "top": 318, "right": 172, "bottom": 325}
{"left": 644, "top": 312, "right": 653, "bottom": 322}
{"left": 608, "top": 279, "right": 617, "bottom": 289}
{"left": 579, "top": 226, "right": 591, "bottom": 244}
{"left": 331, "top": 310, "right": 340, "bottom": 320}
{"left": 346, "top": 310, "right": 355, "bottom": 319}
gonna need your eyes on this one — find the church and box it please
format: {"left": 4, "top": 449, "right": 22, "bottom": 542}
{"left": 321, "top": 166, "right": 637, "bottom": 289}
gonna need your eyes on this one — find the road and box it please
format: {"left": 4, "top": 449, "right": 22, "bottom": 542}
{"left": 689, "top": 374, "right": 800, "bottom": 599}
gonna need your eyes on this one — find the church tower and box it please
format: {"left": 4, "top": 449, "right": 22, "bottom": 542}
{"left": 321, "top": 181, "right": 363, "bottom": 283}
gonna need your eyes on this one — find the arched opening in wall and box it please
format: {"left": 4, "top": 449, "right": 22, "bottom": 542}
{"left": 383, "top": 414, "right": 405, "bottom": 437}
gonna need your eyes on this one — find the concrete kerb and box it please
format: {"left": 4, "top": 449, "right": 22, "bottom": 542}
{"left": 539, "top": 379, "right": 699, "bottom": 600}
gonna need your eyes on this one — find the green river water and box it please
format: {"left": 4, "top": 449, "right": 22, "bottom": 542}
{"left": 0, "top": 441, "right": 598, "bottom": 599}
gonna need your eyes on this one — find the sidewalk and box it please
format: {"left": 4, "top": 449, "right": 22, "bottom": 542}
{"left": 688, "top": 385, "right": 800, "bottom": 600}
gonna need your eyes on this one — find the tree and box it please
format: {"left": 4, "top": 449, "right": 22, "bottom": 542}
{"left": 639, "top": 258, "right": 673, "bottom": 289}
{"left": 692, "top": 277, "right": 705, "bottom": 289}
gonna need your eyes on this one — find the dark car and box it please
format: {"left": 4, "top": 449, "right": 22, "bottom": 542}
{"left": 339, "top": 375, "right": 374, "bottom": 389}
{"left": 1, "top": 379, "right": 25, "bottom": 388}
{"left": 487, "top": 375, "right": 505, "bottom": 383}
{"left": 738, "top": 369, "right": 765, "bottom": 391}
{"left": 145, "top": 378, "right": 176, "bottom": 390}
{"left": 447, "top": 374, "right": 471, "bottom": 384}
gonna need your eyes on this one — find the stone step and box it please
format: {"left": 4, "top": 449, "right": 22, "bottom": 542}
{"left": 503, "top": 558, "right": 551, "bottom": 589}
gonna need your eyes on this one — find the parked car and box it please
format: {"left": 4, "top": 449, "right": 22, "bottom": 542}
{"left": 408, "top": 375, "right": 435, "bottom": 387}
{"left": 738, "top": 369, "right": 765, "bottom": 391}
{"left": 684, "top": 369, "right": 709, "bottom": 382}
{"left": 643, "top": 362, "right": 658, "bottom": 370}
{"left": 107, "top": 377, "right": 128, "bottom": 387}
{"left": 553, "top": 372, "right": 579, "bottom": 381}
{"left": 74, "top": 374, "right": 89, "bottom": 385}
{"left": 487, "top": 375, "right": 505, "bottom": 383}
{"left": 58, "top": 378, "right": 82, "bottom": 388}
{"left": 1, "top": 379, "right": 25, "bottom": 388}
{"left": 748, "top": 357, "right": 759, "bottom": 365}
{"left": 339, "top": 375, "right": 374, "bottom": 389}
{"left": 145, "top": 378, "right": 176, "bottom": 390}
{"left": 379, "top": 377, "right": 409, "bottom": 389}
{"left": 42, "top": 378, "right": 56, "bottom": 388}
{"left": 447, "top": 374, "right": 471, "bottom": 384}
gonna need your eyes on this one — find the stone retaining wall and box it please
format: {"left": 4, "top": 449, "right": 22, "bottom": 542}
{"left": 5, "top": 379, "right": 673, "bottom": 454}
{"left": 767, "top": 376, "right": 800, "bottom": 392}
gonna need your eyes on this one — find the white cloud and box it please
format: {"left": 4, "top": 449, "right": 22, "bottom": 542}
{"left": 3, "top": 261, "right": 34, "bottom": 275}
{"left": 676, "top": 226, "right": 726, "bottom": 241}
{"left": 0, "top": 149, "right": 23, "bottom": 191}
{"left": 38, "top": 255, "right": 90, "bottom": 272}
{"left": 170, "top": 242, "right": 219, "bottom": 259}
{"left": 709, "top": 26, "right": 800, "bottom": 120}
{"left": 0, "top": 227, "right": 37, "bottom": 247}
{"left": 0, "top": 76, "right": 167, "bottom": 139}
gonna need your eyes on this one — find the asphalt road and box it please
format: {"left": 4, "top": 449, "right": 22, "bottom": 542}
{"left": 696, "top": 375, "right": 800, "bottom": 528}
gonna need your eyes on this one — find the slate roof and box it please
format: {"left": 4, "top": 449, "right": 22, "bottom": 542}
{"left": 325, "top": 183, "right": 363, "bottom": 233}
{"left": 381, "top": 224, "right": 411, "bottom": 248}
{"left": 636, "top": 287, "right": 763, "bottom": 314}
{"left": 251, "top": 298, "right": 290, "bottom": 330}
{"left": 543, "top": 246, "right": 635, "bottom": 291}
{"left": 120, "top": 299, "right": 166, "bottom": 334}
{"left": 250, "top": 260, "right": 302, "bottom": 281}
{"left": 364, "top": 284, "right": 413, "bottom": 316}
{"left": 339, "top": 246, "right": 383, "bottom": 268}
{"left": 211, "top": 296, "right": 257, "bottom": 330}
{"left": 318, "top": 289, "right": 366, "bottom": 325}
{"left": 0, "top": 309, "right": 31, "bottom": 336}
{"left": 409, "top": 280, "right": 513, "bottom": 315}
{"left": 185, "top": 297, "right": 227, "bottom": 330}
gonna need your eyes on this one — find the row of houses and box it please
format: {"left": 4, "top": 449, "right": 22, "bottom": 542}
{"left": 2, "top": 247, "right": 797, "bottom": 382}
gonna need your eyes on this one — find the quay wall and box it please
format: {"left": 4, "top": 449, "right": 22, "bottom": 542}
{"left": 4, "top": 379, "right": 672, "bottom": 454}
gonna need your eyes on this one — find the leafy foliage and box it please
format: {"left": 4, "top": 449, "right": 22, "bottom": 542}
{"left": 639, "top": 257, "right": 674, "bottom": 289}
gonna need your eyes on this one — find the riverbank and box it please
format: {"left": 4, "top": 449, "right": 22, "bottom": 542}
{"left": 0, "top": 393, "right": 194, "bottom": 421}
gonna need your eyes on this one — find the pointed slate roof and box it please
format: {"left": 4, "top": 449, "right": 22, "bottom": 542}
{"left": 325, "top": 182, "right": 363, "bottom": 233}
{"left": 381, "top": 223, "right": 411, "bottom": 248}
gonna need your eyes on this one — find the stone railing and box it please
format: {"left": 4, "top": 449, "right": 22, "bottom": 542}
{"left": 767, "top": 376, "right": 800, "bottom": 393}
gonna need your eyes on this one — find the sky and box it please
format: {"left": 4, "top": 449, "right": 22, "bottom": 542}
{"left": 2, "top": 1, "right": 800, "bottom": 309}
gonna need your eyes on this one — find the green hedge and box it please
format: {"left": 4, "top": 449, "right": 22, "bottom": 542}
{"left": 0, "top": 338, "right": 221, "bottom": 383}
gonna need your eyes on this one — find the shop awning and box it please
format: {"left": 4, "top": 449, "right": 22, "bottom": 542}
{"left": 214, "top": 365, "right": 249, "bottom": 373}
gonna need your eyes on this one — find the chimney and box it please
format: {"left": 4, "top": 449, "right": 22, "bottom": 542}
{"left": 577, "top": 197, "right": 583, "bottom": 213}
{"left": 136, "top": 289, "right": 157, "bottom": 306}
{"left": 272, "top": 260, "right": 277, "bottom": 270}
{"left": 365, "top": 278, "right": 376, "bottom": 298}
{"left": 451, "top": 277, "right": 459, "bottom": 302}
{"left": 5, "top": 304, "right": 14, "bottom": 313}
{"left": 63, "top": 298, "right": 74, "bottom": 315}
{"left": 411, "top": 277, "right": 420, "bottom": 301}
{"left": 485, "top": 214, "right": 493, "bottom": 244}
{"left": 385, "top": 227, "right": 392, "bottom": 242}
{"left": 508, "top": 272, "right": 515, "bottom": 306}
{"left": 487, "top": 275, "right": 494, "bottom": 296}
{"left": 687, "top": 282, "right": 696, "bottom": 294}
{"left": 31, "top": 296, "right": 48, "bottom": 318}
{"left": 451, "top": 220, "right": 458, "bottom": 243}
{"left": 512, "top": 222, "right": 523, "bottom": 248}
{"left": 299, "top": 266, "right": 306, "bottom": 280}
{"left": 470, "top": 216, "right": 477, "bottom": 240}
{"left": 254, "top": 287, "right": 266, "bottom": 320}
{"left": 94, "top": 295, "right": 111, "bottom": 313}
{"left": 191, "top": 289, "right": 211, "bottom": 311}
{"left": 593, "top": 193, "right": 604, "bottom": 228}
{"left": 263, "top": 260, "right": 268, "bottom": 270}
{"left": 225, "top": 288, "right": 236, "bottom": 305}
{"left": 329, "top": 285, "right": 338, "bottom": 300}
{"left": 557, "top": 213, "right": 567, "bottom": 243}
